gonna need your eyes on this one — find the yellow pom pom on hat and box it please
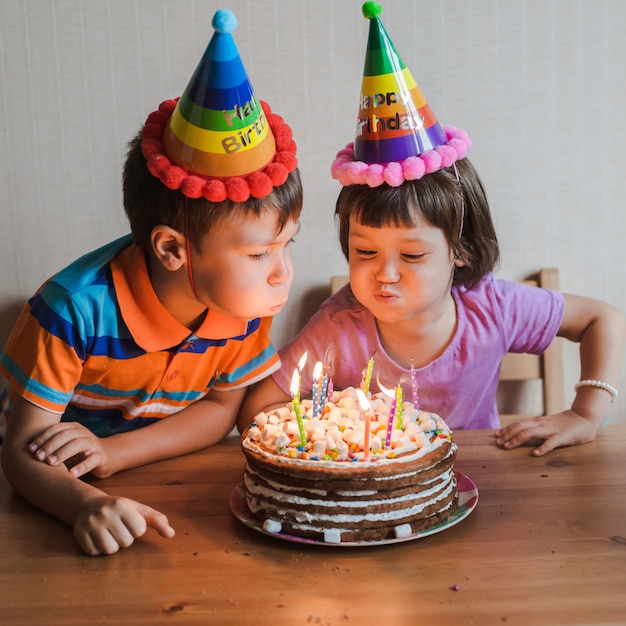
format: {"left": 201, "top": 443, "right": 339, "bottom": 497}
{"left": 332, "top": 2, "right": 471, "bottom": 188}
{"left": 141, "top": 9, "right": 297, "bottom": 202}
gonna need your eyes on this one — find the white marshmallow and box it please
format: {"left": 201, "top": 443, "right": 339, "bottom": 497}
{"left": 313, "top": 440, "right": 326, "bottom": 456}
{"left": 324, "top": 529, "right": 342, "bottom": 543}
{"left": 254, "top": 412, "right": 269, "bottom": 427}
{"left": 394, "top": 524, "right": 413, "bottom": 539}
{"left": 263, "top": 519, "right": 283, "bottom": 534}
{"left": 247, "top": 425, "right": 262, "bottom": 441}
{"left": 274, "top": 434, "right": 290, "bottom": 449}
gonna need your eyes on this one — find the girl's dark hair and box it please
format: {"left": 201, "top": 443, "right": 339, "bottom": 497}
{"left": 335, "top": 157, "right": 499, "bottom": 288}
{"left": 122, "top": 131, "right": 303, "bottom": 252}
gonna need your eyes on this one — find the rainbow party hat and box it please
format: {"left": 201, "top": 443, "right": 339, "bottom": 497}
{"left": 141, "top": 9, "right": 297, "bottom": 202}
{"left": 332, "top": 2, "right": 471, "bottom": 188}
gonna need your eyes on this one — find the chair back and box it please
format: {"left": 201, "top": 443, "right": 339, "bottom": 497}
{"left": 496, "top": 268, "right": 565, "bottom": 423}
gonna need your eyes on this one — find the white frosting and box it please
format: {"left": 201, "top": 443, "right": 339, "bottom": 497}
{"left": 243, "top": 387, "right": 453, "bottom": 467}
{"left": 244, "top": 468, "right": 455, "bottom": 522}
{"left": 267, "top": 498, "right": 457, "bottom": 539}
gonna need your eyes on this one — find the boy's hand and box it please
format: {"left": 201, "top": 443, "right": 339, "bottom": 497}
{"left": 28, "top": 421, "right": 114, "bottom": 478}
{"left": 74, "top": 495, "right": 175, "bottom": 556}
{"left": 494, "top": 410, "right": 600, "bottom": 456}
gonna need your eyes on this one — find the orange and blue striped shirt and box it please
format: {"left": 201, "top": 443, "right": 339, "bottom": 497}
{"left": 0, "top": 235, "right": 279, "bottom": 436}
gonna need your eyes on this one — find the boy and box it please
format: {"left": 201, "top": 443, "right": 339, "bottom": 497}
{"left": 0, "top": 9, "right": 301, "bottom": 556}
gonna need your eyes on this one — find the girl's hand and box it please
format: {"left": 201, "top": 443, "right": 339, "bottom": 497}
{"left": 74, "top": 495, "right": 175, "bottom": 556}
{"left": 494, "top": 410, "right": 600, "bottom": 456}
{"left": 28, "top": 421, "right": 114, "bottom": 479}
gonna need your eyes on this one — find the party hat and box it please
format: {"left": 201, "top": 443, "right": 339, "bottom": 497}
{"left": 141, "top": 9, "right": 297, "bottom": 202}
{"left": 332, "top": 2, "right": 471, "bottom": 188}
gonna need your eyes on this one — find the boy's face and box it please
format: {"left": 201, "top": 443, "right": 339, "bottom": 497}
{"left": 190, "top": 207, "right": 299, "bottom": 321}
{"left": 347, "top": 214, "right": 459, "bottom": 326}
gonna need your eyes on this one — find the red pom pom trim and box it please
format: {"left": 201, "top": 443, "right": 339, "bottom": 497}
{"left": 141, "top": 99, "right": 297, "bottom": 201}
{"left": 225, "top": 178, "right": 251, "bottom": 203}
{"left": 203, "top": 180, "right": 227, "bottom": 202}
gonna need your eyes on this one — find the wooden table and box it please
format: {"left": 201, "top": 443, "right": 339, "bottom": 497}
{"left": 1, "top": 425, "right": 625, "bottom": 626}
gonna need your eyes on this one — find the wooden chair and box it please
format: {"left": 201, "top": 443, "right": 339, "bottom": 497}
{"left": 330, "top": 268, "right": 565, "bottom": 425}
{"left": 496, "top": 268, "right": 565, "bottom": 424}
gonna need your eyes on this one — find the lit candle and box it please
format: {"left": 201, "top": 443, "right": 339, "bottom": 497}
{"left": 356, "top": 389, "right": 372, "bottom": 460}
{"left": 295, "top": 351, "right": 308, "bottom": 403}
{"left": 290, "top": 369, "right": 307, "bottom": 447}
{"left": 410, "top": 358, "right": 419, "bottom": 410}
{"left": 312, "top": 361, "right": 323, "bottom": 418}
{"left": 379, "top": 381, "right": 396, "bottom": 448}
{"left": 319, "top": 366, "right": 329, "bottom": 411}
{"left": 362, "top": 352, "right": 376, "bottom": 394}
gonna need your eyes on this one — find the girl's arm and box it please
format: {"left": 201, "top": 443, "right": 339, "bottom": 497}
{"left": 559, "top": 294, "right": 626, "bottom": 423}
{"left": 496, "top": 294, "right": 626, "bottom": 455}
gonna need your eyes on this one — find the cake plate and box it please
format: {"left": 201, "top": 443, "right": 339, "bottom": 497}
{"left": 229, "top": 469, "right": 478, "bottom": 546}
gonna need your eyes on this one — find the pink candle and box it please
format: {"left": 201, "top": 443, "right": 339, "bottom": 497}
{"left": 385, "top": 393, "right": 397, "bottom": 448}
{"left": 379, "top": 380, "right": 396, "bottom": 448}
{"left": 410, "top": 358, "right": 419, "bottom": 410}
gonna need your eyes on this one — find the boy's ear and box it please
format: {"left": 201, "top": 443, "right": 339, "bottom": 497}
{"left": 150, "top": 225, "right": 187, "bottom": 271}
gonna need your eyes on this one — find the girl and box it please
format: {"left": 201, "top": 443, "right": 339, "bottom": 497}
{"left": 239, "top": 156, "right": 625, "bottom": 456}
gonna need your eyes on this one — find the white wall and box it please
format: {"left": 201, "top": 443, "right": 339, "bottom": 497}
{"left": 1, "top": 0, "right": 625, "bottom": 421}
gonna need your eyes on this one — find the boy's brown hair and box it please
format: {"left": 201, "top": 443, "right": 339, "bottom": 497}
{"left": 335, "top": 157, "right": 499, "bottom": 288}
{"left": 123, "top": 131, "right": 303, "bottom": 252}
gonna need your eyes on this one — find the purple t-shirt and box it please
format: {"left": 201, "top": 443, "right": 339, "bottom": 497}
{"left": 273, "top": 274, "right": 564, "bottom": 430}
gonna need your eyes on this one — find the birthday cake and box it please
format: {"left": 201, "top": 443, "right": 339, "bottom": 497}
{"left": 240, "top": 387, "right": 458, "bottom": 543}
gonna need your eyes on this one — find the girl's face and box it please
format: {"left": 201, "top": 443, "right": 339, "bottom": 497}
{"left": 348, "top": 213, "right": 460, "bottom": 325}
{"left": 190, "top": 207, "right": 299, "bottom": 321}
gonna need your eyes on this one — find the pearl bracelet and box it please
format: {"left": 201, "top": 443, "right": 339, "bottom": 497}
{"left": 574, "top": 379, "right": 619, "bottom": 403}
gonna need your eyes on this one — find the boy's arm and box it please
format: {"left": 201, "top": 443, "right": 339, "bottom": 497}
{"left": 29, "top": 387, "right": 247, "bottom": 479}
{"left": 237, "top": 376, "right": 291, "bottom": 433}
{"left": 496, "top": 293, "right": 626, "bottom": 455}
{"left": 103, "top": 387, "right": 247, "bottom": 475}
{"left": 1, "top": 395, "right": 175, "bottom": 555}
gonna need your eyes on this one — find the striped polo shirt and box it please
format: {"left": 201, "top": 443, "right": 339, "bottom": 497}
{"left": 0, "top": 235, "right": 280, "bottom": 436}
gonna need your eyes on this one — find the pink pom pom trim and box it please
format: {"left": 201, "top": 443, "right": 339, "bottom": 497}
{"left": 331, "top": 126, "right": 471, "bottom": 188}
{"left": 141, "top": 99, "right": 298, "bottom": 202}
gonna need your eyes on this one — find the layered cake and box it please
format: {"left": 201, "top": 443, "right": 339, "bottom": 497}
{"left": 240, "top": 387, "right": 458, "bottom": 543}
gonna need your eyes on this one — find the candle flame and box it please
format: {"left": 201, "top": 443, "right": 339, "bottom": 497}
{"left": 313, "top": 360, "right": 323, "bottom": 381}
{"left": 297, "top": 351, "right": 308, "bottom": 371}
{"left": 356, "top": 388, "right": 370, "bottom": 412}
{"left": 290, "top": 369, "right": 299, "bottom": 397}
{"left": 376, "top": 374, "right": 394, "bottom": 398}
